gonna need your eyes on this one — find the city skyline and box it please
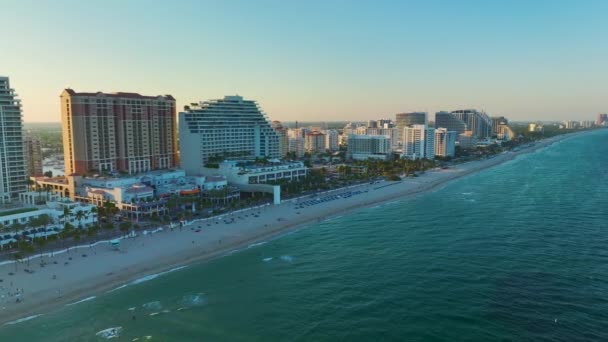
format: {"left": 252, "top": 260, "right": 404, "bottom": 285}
{"left": 2, "top": 0, "right": 608, "bottom": 123}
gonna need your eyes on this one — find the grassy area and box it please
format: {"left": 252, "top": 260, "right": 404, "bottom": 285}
{"left": 0, "top": 207, "right": 38, "bottom": 217}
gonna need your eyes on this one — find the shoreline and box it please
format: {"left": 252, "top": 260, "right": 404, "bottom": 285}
{"left": 0, "top": 132, "right": 586, "bottom": 325}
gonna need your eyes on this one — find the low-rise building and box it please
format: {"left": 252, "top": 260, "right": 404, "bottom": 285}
{"left": 202, "top": 160, "right": 308, "bottom": 185}
{"left": 0, "top": 199, "right": 97, "bottom": 247}
{"left": 32, "top": 169, "right": 229, "bottom": 218}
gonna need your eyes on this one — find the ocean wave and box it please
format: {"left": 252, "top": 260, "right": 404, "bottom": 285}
{"left": 142, "top": 301, "right": 162, "bottom": 311}
{"left": 96, "top": 326, "right": 122, "bottom": 339}
{"left": 107, "top": 266, "right": 189, "bottom": 294}
{"left": 181, "top": 293, "right": 206, "bottom": 307}
{"left": 4, "top": 314, "right": 43, "bottom": 325}
{"left": 66, "top": 296, "right": 96, "bottom": 306}
{"left": 248, "top": 241, "right": 267, "bottom": 248}
{"left": 263, "top": 257, "right": 273, "bottom": 262}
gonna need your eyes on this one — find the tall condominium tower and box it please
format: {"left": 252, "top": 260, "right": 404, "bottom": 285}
{"left": 435, "top": 110, "right": 492, "bottom": 139}
{"left": 26, "top": 137, "right": 44, "bottom": 177}
{"left": 395, "top": 112, "right": 427, "bottom": 142}
{"left": 402, "top": 125, "right": 435, "bottom": 160}
{"left": 0, "top": 77, "right": 27, "bottom": 203}
{"left": 434, "top": 128, "right": 457, "bottom": 158}
{"left": 435, "top": 111, "right": 467, "bottom": 135}
{"left": 271, "top": 120, "right": 289, "bottom": 157}
{"left": 61, "top": 89, "right": 177, "bottom": 175}
{"left": 179, "top": 95, "right": 280, "bottom": 175}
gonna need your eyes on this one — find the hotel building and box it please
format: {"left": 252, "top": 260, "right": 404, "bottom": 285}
{"left": 347, "top": 135, "right": 392, "bottom": 160}
{"left": 61, "top": 89, "right": 178, "bottom": 175}
{"left": 0, "top": 76, "right": 28, "bottom": 203}
{"left": 434, "top": 128, "right": 457, "bottom": 158}
{"left": 402, "top": 125, "right": 435, "bottom": 160}
{"left": 396, "top": 112, "right": 427, "bottom": 142}
{"left": 179, "top": 96, "right": 280, "bottom": 175}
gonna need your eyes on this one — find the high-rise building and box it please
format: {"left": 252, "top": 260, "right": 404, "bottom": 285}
{"left": 61, "top": 89, "right": 177, "bottom": 176}
{"left": 179, "top": 95, "right": 280, "bottom": 175}
{"left": 435, "top": 110, "right": 492, "bottom": 139}
{"left": 304, "top": 131, "right": 326, "bottom": 153}
{"left": 595, "top": 113, "right": 607, "bottom": 126}
{"left": 449, "top": 109, "right": 493, "bottom": 138}
{"left": 323, "top": 129, "right": 340, "bottom": 152}
{"left": 26, "top": 137, "right": 44, "bottom": 177}
{"left": 271, "top": 121, "right": 289, "bottom": 157}
{"left": 288, "top": 137, "right": 305, "bottom": 158}
{"left": 491, "top": 116, "right": 509, "bottom": 135}
{"left": 347, "top": 135, "right": 392, "bottom": 160}
{"left": 434, "top": 128, "right": 457, "bottom": 158}
{"left": 395, "top": 112, "right": 427, "bottom": 142}
{"left": 0, "top": 77, "right": 27, "bottom": 203}
{"left": 435, "top": 111, "right": 467, "bottom": 135}
{"left": 402, "top": 125, "right": 435, "bottom": 160}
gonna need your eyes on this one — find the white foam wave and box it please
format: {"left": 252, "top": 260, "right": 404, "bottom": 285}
{"left": 142, "top": 301, "right": 162, "bottom": 311}
{"left": 263, "top": 257, "right": 273, "bottom": 262}
{"left": 66, "top": 296, "right": 96, "bottom": 306}
{"left": 181, "top": 293, "right": 206, "bottom": 306}
{"left": 96, "top": 326, "right": 122, "bottom": 339}
{"left": 247, "top": 241, "right": 267, "bottom": 248}
{"left": 107, "top": 266, "right": 189, "bottom": 294}
{"left": 4, "top": 314, "right": 43, "bottom": 325}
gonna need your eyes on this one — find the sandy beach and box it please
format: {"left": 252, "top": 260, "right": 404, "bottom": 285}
{"left": 0, "top": 133, "right": 580, "bottom": 325}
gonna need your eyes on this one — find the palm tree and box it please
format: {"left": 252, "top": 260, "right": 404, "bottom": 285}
{"left": 90, "top": 206, "right": 98, "bottom": 225}
{"left": 63, "top": 205, "right": 72, "bottom": 226}
{"left": 75, "top": 210, "right": 85, "bottom": 229}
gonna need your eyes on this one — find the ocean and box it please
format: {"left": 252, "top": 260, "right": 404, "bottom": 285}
{"left": 1, "top": 130, "right": 607, "bottom": 341}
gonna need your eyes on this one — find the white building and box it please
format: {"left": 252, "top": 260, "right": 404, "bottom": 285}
{"left": 402, "top": 125, "right": 435, "bottom": 160}
{"left": 304, "top": 131, "right": 326, "bottom": 153}
{"left": 323, "top": 129, "right": 340, "bottom": 152}
{"left": 202, "top": 160, "right": 308, "bottom": 185}
{"left": 0, "top": 77, "right": 28, "bottom": 203}
{"left": 179, "top": 95, "right": 280, "bottom": 176}
{"left": 271, "top": 121, "right": 289, "bottom": 157}
{"left": 0, "top": 199, "right": 97, "bottom": 247}
{"left": 434, "top": 128, "right": 457, "bottom": 158}
{"left": 347, "top": 135, "right": 392, "bottom": 160}
{"left": 287, "top": 137, "right": 305, "bottom": 158}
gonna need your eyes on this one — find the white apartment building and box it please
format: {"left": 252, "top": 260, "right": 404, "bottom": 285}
{"left": 287, "top": 137, "right": 305, "bottom": 158}
{"left": 347, "top": 135, "right": 392, "bottom": 160}
{"left": 304, "top": 131, "right": 326, "bottom": 153}
{"left": 402, "top": 125, "right": 435, "bottom": 160}
{"left": 179, "top": 96, "right": 280, "bottom": 176}
{"left": 323, "top": 129, "right": 340, "bottom": 152}
{"left": 0, "top": 77, "right": 28, "bottom": 203}
{"left": 434, "top": 128, "right": 457, "bottom": 158}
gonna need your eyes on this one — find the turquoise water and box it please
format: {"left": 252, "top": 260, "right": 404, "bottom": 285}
{"left": 1, "top": 130, "right": 607, "bottom": 341}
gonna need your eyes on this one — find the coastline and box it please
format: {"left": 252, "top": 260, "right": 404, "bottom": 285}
{"left": 0, "top": 132, "right": 585, "bottom": 325}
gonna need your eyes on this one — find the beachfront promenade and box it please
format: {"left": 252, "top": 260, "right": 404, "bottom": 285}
{"left": 0, "top": 133, "right": 575, "bottom": 324}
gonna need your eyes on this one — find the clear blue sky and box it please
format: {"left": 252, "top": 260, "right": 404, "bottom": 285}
{"left": 2, "top": 0, "right": 606, "bottom": 122}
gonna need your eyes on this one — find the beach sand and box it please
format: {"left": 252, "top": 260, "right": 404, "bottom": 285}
{"left": 0, "top": 133, "right": 578, "bottom": 324}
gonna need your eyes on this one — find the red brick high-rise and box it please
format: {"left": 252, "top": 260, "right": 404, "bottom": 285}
{"left": 61, "top": 89, "right": 177, "bottom": 175}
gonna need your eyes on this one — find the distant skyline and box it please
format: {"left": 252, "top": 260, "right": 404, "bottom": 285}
{"left": 2, "top": 0, "right": 607, "bottom": 123}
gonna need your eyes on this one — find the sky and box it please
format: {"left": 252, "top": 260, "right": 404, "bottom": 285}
{"left": 1, "top": 0, "right": 607, "bottom": 123}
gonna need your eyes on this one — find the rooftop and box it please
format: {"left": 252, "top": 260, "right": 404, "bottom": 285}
{"left": 63, "top": 89, "right": 175, "bottom": 101}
